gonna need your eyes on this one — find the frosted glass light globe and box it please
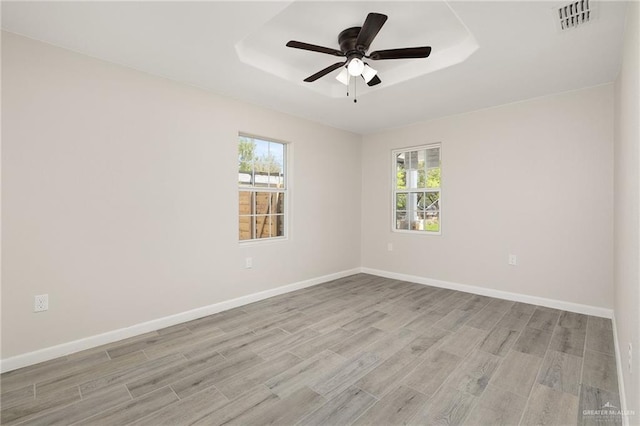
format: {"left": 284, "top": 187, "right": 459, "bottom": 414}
{"left": 361, "top": 64, "right": 377, "bottom": 83}
{"left": 347, "top": 58, "right": 365, "bottom": 76}
{"left": 336, "top": 68, "right": 349, "bottom": 85}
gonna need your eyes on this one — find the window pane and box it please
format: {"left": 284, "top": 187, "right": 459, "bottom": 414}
{"left": 418, "top": 150, "right": 425, "bottom": 168}
{"left": 239, "top": 215, "right": 252, "bottom": 240}
{"left": 251, "top": 139, "right": 269, "bottom": 188}
{"left": 406, "top": 151, "right": 420, "bottom": 189}
{"left": 268, "top": 142, "right": 285, "bottom": 189}
{"left": 396, "top": 153, "right": 406, "bottom": 189}
{"left": 407, "top": 150, "right": 418, "bottom": 170}
{"left": 396, "top": 170, "right": 406, "bottom": 189}
{"left": 417, "top": 149, "right": 426, "bottom": 189}
{"left": 238, "top": 172, "right": 251, "bottom": 186}
{"left": 255, "top": 215, "right": 271, "bottom": 238}
{"left": 405, "top": 192, "right": 420, "bottom": 211}
{"left": 396, "top": 193, "right": 407, "bottom": 211}
{"left": 416, "top": 192, "right": 426, "bottom": 210}
{"left": 274, "top": 214, "right": 285, "bottom": 237}
{"left": 255, "top": 192, "right": 271, "bottom": 215}
{"left": 426, "top": 210, "right": 440, "bottom": 232}
{"left": 395, "top": 211, "right": 409, "bottom": 230}
{"left": 238, "top": 137, "right": 255, "bottom": 175}
{"left": 253, "top": 139, "right": 276, "bottom": 188}
{"left": 411, "top": 218, "right": 425, "bottom": 231}
{"left": 406, "top": 169, "right": 419, "bottom": 189}
{"left": 424, "top": 191, "right": 440, "bottom": 212}
{"left": 239, "top": 191, "right": 253, "bottom": 216}
{"left": 418, "top": 168, "right": 426, "bottom": 189}
{"left": 427, "top": 147, "right": 440, "bottom": 169}
{"left": 271, "top": 193, "right": 284, "bottom": 214}
{"left": 427, "top": 167, "right": 441, "bottom": 188}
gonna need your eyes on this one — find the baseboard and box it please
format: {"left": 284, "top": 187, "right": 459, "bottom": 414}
{"left": 611, "top": 315, "right": 630, "bottom": 426}
{"left": 0, "top": 266, "right": 615, "bottom": 373}
{"left": 360, "top": 267, "right": 614, "bottom": 319}
{"left": 0, "top": 268, "right": 360, "bottom": 373}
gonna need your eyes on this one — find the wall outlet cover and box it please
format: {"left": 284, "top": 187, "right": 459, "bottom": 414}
{"left": 34, "top": 294, "right": 48, "bottom": 312}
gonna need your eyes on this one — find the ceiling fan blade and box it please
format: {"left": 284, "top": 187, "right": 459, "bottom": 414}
{"left": 368, "top": 46, "right": 432, "bottom": 60}
{"left": 366, "top": 75, "right": 382, "bottom": 87}
{"left": 355, "top": 13, "right": 388, "bottom": 51}
{"left": 303, "top": 62, "right": 346, "bottom": 82}
{"left": 286, "top": 40, "right": 344, "bottom": 57}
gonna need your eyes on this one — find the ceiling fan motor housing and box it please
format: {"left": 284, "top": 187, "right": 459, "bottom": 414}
{"left": 339, "top": 27, "right": 365, "bottom": 60}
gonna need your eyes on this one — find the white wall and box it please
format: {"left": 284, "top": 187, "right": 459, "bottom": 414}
{"left": 361, "top": 84, "right": 614, "bottom": 310}
{"left": 1, "top": 24, "right": 630, "bottom": 377}
{"left": 1, "top": 32, "right": 362, "bottom": 359}
{"left": 614, "top": 1, "right": 640, "bottom": 418}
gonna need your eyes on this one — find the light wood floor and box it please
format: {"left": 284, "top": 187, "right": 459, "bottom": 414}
{"left": 1, "top": 274, "right": 622, "bottom": 425}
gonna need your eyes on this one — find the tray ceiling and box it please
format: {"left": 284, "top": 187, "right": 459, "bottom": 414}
{"left": 1, "top": 1, "right": 629, "bottom": 134}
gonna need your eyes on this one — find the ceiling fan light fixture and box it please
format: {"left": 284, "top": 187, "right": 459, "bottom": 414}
{"left": 336, "top": 68, "right": 350, "bottom": 85}
{"left": 347, "top": 57, "right": 365, "bottom": 76}
{"left": 286, "top": 12, "right": 432, "bottom": 89}
{"left": 361, "top": 64, "right": 377, "bottom": 83}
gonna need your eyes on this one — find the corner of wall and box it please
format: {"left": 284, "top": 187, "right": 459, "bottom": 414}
{"left": 612, "top": 1, "right": 640, "bottom": 422}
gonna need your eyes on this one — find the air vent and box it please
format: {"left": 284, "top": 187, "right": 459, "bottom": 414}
{"left": 558, "top": 0, "right": 592, "bottom": 30}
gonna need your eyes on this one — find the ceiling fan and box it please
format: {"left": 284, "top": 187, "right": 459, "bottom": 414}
{"left": 286, "top": 12, "right": 432, "bottom": 88}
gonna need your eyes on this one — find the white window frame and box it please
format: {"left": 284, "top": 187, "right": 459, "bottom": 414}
{"left": 238, "top": 133, "right": 289, "bottom": 244}
{"left": 391, "top": 143, "right": 442, "bottom": 235}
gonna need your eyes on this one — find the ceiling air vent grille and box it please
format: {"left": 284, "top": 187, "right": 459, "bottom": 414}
{"left": 558, "top": 0, "right": 592, "bottom": 30}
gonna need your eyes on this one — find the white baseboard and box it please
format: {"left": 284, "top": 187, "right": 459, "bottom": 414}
{"left": 611, "top": 315, "right": 630, "bottom": 426}
{"left": 360, "top": 267, "right": 614, "bottom": 318}
{"left": 1, "top": 266, "right": 616, "bottom": 373}
{"left": 0, "top": 268, "right": 360, "bottom": 373}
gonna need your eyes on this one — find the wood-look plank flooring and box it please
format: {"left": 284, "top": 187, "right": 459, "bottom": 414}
{"left": 0, "top": 274, "right": 622, "bottom": 425}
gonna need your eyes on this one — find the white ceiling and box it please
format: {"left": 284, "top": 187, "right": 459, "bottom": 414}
{"left": 1, "top": 1, "right": 629, "bottom": 134}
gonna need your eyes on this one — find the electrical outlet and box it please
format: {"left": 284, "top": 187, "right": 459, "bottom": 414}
{"left": 508, "top": 254, "right": 518, "bottom": 266}
{"left": 245, "top": 257, "right": 253, "bottom": 269}
{"left": 387, "top": 243, "right": 393, "bottom": 252}
{"left": 34, "top": 294, "right": 48, "bottom": 312}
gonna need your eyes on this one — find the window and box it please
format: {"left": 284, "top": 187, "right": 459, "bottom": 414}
{"left": 393, "top": 144, "right": 441, "bottom": 233}
{"left": 238, "top": 135, "right": 287, "bottom": 241}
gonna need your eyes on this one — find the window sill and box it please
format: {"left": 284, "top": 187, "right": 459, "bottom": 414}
{"left": 239, "top": 236, "right": 289, "bottom": 246}
{"left": 392, "top": 229, "right": 442, "bottom": 236}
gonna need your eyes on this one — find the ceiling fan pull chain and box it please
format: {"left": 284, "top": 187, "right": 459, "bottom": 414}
{"left": 354, "top": 77, "right": 357, "bottom": 103}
